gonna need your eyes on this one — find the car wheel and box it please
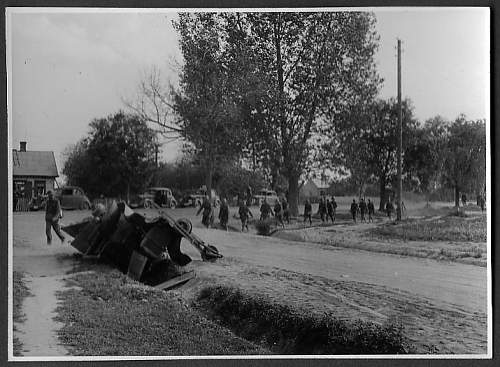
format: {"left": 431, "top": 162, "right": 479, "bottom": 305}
{"left": 176, "top": 218, "right": 192, "bottom": 234}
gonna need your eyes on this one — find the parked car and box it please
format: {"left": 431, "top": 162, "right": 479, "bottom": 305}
{"left": 130, "top": 187, "right": 178, "bottom": 209}
{"left": 56, "top": 186, "right": 91, "bottom": 210}
{"left": 179, "top": 188, "right": 220, "bottom": 208}
{"left": 252, "top": 189, "right": 279, "bottom": 206}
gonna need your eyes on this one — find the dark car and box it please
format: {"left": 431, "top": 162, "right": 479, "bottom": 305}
{"left": 179, "top": 188, "right": 220, "bottom": 208}
{"left": 56, "top": 186, "right": 91, "bottom": 210}
{"left": 130, "top": 187, "right": 178, "bottom": 209}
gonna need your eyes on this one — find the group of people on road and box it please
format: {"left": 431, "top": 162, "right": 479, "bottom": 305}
{"left": 303, "top": 196, "right": 338, "bottom": 226}
{"left": 349, "top": 198, "right": 375, "bottom": 223}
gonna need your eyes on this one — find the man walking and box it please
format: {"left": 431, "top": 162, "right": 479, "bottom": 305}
{"left": 45, "top": 190, "right": 65, "bottom": 245}
{"left": 367, "top": 199, "right": 375, "bottom": 222}
{"left": 350, "top": 199, "right": 358, "bottom": 223}
{"left": 260, "top": 198, "right": 273, "bottom": 221}
{"left": 385, "top": 200, "right": 394, "bottom": 220}
{"left": 274, "top": 199, "right": 285, "bottom": 228}
{"left": 282, "top": 198, "right": 290, "bottom": 224}
{"left": 318, "top": 197, "right": 327, "bottom": 223}
{"left": 326, "top": 198, "right": 335, "bottom": 223}
{"left": 197, "top": 195, "right": 213, "bottom": 228}
{"left": 218, "top": 198, "right": 229, "bottom": 231}
{"left": 359, "top": 198, "right": 367, "bottom": 223}
{"left": 238, "top": 200, "right": 253, "bottom": 232}
{"left": 303, "top": 199, "right": 312, "bottom": 226}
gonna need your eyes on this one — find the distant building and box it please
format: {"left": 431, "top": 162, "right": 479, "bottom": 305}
{"left": 300, "top": 178, "right": 331, "bottom": 202}
{"left": 12, "top": 141, "right": 59, "bottom": 200}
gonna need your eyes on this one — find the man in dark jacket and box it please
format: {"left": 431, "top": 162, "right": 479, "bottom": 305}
{"left": 197, "top": 195, "right": 213, "bottom": 228}
{"left": 238, "top": 200, "right": 253, "bottom": 232}
{"left": 359, "top": 198, "right": 367, "bottom": 222}
{"left": 282, "top": 198, "right": 290, "bottom": 224}
{"left": 45, "top": 190, "right": 65, "bottom": 245}
{"left": 350, "top": 199, "right": 358, "bottom": 223}
{"left": 326, "top": 198, "right": 335, "bottom": 223}
{"left": 260, "top": 198, "right": 273, "bottom": 220}
{"left": 218, "top": 198, "right": 229, "bottom": 230}
{"left": 303, "top": 199, "right": 312, "bottom": 226}
{"left": 385, "top": 200, "right": 394, "bottom": 220}
{"left": 274, "top": 199, "right": 284, "bottom": 228}
{"left": 318, "top": 197, "right": 327, "bottom": 223}
{"left": 367, "top": 199, "right": 375, "bottom": 222}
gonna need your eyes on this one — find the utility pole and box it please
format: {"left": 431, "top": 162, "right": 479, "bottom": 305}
{"left": 396, "top": 39, "right": 403, "bottom": 221}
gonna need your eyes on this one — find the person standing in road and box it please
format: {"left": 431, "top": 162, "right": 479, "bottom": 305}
{"left": 218, "top": 198, "right": 229, "bottom": 231}
{"left": 238, "top": 200, "right": 253, "bottom": 232}
{"left": 45, "top": 190, "right": 65, "bottom": 245}
{"left": 303, "top": 199, "right": 312, "bottom": 226}
{"left": 350, "top": 199, "right": 358, "bottom": 223}
{"left": 367, "top": 199, "right": 375, "bottom": 222}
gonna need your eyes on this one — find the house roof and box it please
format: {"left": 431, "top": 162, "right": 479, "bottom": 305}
{"left": 310, "top": 178, "right": 330, "bottom": 189}
{"left": 12, "top": 150, "right": 59, "bottom": 178}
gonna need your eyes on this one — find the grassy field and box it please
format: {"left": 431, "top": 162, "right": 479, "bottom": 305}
{"left": 370, "top": 215, "right": 487, "bottom": 243}
{"left": 13, "top": 271, "right": 31, "bottom": 356}
{"left": 54, "top": 263, "right": 268, "bottom": 356}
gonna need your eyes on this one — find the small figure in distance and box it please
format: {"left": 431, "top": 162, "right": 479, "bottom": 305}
{"left": 303, "top": 199, "right": 312, "bottom": 226}
{"left": 350, "top": 199, "right": 358, "bottom": 223}
{"left": 238, "top": 199, "right": 253, "bottom": 232}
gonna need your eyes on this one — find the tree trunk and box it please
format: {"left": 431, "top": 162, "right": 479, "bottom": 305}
{"left": 287, "top": 173, "right": 300, "bottom": 217}
{"left": 378, "top": 177, "right": 387, "bottom": 211}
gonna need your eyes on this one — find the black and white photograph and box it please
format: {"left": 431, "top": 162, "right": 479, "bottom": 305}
{"left": 6, "top": 6, "right": 491, "bottom": 361}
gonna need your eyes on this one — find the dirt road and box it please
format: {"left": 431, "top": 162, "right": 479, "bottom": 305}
{"left": 12, "top": 209, "right": 488, "bottom": 355}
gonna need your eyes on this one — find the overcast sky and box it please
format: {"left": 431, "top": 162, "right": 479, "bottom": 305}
{"left": 8, "top": 8, "right": 490, "bottom": 179}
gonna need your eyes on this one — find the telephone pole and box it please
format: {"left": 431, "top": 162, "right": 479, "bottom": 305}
{"left": 397, "top": 39, "right": 403, "bottom": 221}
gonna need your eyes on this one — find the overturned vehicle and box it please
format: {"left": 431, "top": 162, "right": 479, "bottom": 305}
{"left": 62, "top": 201, "right": 222, "bottom": 286}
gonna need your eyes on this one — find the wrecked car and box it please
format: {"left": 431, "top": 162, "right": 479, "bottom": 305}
{"left": 62, "top": 201, "right": 222, "bottom": 286}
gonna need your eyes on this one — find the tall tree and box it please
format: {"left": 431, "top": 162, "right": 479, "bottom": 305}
{"left": 171, "top": 13, "right": 245, "bottom": 198}
{"left": 329, "top": 98, "right": 418, "bottom": 210}
{"left": 63, "top": 112, "right": 158, "bottom": 201}
{"left": 442, "top": 115, "right": 486, "bottom": 208}
{"left": 404, "top": 116, "right": 448, "bottom": 201}
{"left": 223, "top": 12, "right": 381, "bottom": 215}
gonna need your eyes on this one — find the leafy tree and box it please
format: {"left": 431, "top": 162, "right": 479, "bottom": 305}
{"left": 442, "top": 115, "right": 486, "bottom": 207}
{"left": 171, "top": 13, "right": 246, "bottom": 199}
{"left": 223, "top": 12, "right": 381, "bottom": 215}
{"left": 330, "top": 98, "right": 418, "bottom": 210}
{"left": 404, "top": 116, "right": 448, "bottom": 200}
{"left": 63, "top": 112, "right": 158, "bottom": 200}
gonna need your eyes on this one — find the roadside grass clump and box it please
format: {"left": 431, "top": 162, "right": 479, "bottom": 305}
{"left": 255, "top": 219, "right": 273, "bottom": 236}
{"left": 54, "top": 268, "right": 268, "bottom": 356}
{"left": 13, "top": 271, "right": 32, "bottom": 356}
{"left": 197, "top": 285, "right": 414, "bottom": 355}
{"left": 370, "top": 215, "right": 486, "bottom": 243}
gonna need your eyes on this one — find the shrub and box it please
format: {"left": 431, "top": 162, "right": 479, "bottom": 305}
{"left": 197, "top": 285, "right": 414, "bottom": 354}
{"left": 255, "top": 219, "right": 273, "bottom": 236}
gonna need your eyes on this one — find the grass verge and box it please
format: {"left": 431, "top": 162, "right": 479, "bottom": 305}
{"left": 196, "top": 284, "right": 414, "bottom": 355}
{"left": 370, "top": 215, "right": 486, "bottom": 243}
{"left": 13, "top": 271, "right": 32, "bottom": 356}
{"left": 54, "top": 265, "right": 268, "bottom": 356}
